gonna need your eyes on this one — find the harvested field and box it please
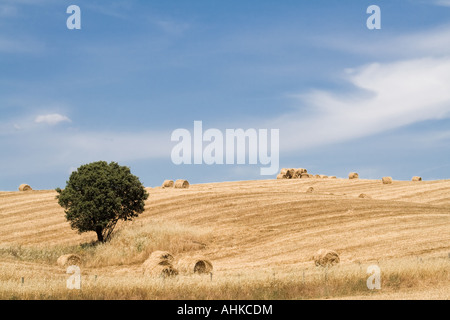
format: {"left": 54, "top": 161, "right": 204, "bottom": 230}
{"left": 0, "top": 178, "right": 449, "bottom": 299}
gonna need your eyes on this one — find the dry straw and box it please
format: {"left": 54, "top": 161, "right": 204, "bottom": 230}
{"left": 18, "top": 184, "right": 32, "bottom": 191}
{"left": 176, "top": 257, "right": 213, "bottom": 275}
{"left": 142, "top": 251, "right": 178, "bottom": 277}
{"left": 280, "top": 168, "right": 294, "bottom": 179}
{"left": 57, "top": 254, "right": 82, "bottom": 268}
{"left": 174, "top": 179, "right": 190, "bottom": 189}
{"left": 162, "top": 180, "right": 174, "bottom": 188}
{"left": 293, "top": 168, "right": 307, "bottom": 178}
{"left": 149, "top": 250, "right": 174, "bottom": 262}
{"left": 145, "top": 264, "right": 178, "bottom": 278}
{"left": 348, "top": 172, "right": 359, "bottom": 179}
{"left": 382, "top": 177, "right": 393, "bottom": 184}
{"left": 313, "top": 249, "right": 340, "bottom": 267}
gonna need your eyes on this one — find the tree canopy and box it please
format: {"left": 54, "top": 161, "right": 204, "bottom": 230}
{"left": 56, "top": 161, "right": 149, "bottom": 242}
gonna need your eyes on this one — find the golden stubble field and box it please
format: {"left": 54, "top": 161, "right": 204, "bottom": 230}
{"left": 0, "top": 178, "right": 449, "bottom": 299}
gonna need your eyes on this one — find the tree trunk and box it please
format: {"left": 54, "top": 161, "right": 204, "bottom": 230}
{"left": 95, "top": 226, "right": 104, "bottom": 242}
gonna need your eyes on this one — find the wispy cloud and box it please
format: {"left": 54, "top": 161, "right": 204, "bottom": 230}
{"left": 84, "top": 1, "right": 135, "bottom": 19}
{"left": 151, "top": 18, "right": 191, "bottom": 35}
{"left": 0, "top": 4, "right": 17, "bottom": 17}
{"left": 35, "top": 114, "right": 71, "bottom": 125}
{"left": 432, "top": 0, "right": 450, "bottom": 7}
{"left": 0, "top": 128, "right": 171, "bottom": 177}
{"left": 272, "top": 56, "right": 450, "bottom": 152}
{"left": 0, "top": 36, "right": 45, "bottom": 54}
{"left": 312, "top": 24, "right": 450, "bottom": 59}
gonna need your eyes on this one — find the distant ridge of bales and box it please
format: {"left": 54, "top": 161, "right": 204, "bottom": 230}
{"left": 276, "top": 169, "right": 426, "bottom": 183}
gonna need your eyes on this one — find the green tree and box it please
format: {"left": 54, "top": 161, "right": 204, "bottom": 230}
{"left": 56, "top": 161, "right": 149, "bottom": 242}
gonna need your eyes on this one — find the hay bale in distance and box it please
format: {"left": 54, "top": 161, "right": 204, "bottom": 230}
{"left": 276, "top": 174, "right": 287, "bottom": 179}
{"left": 174, "top": 179, "right": 189, "bottom": 189}
{"left": 314, "top": 174, "right": 321, "bottom": 178}
{"left": 319, "top": 175, "right": 328, "bottom": 179}
{"left": 306, "top": 187, "right": 314, "bottom": 193}
{"left": 162, "top": 180, "right": 174, "bottom": 188}
{"left": 287, "top": 168, "right": 295, "bottom": 178}
{"left": 57, "top": 254, "right": 82, "bottom": 267}
{"left": 300, "top": 173, "right": 311, "bottom": 179}
{"left": 359, "top": 193, "right": 371, "bottom": 199}
{"left": 313, "top": 249, "right": 340, "bottom": 267}
{"left": 280, "top": 168, "right": 294, "bottom": 179}
{"left": 293, "top": 168, "right": 307, "bottom": 179}
{"left": 412, "top": 176, "right": 422, "bottom": 182}
{"left": 143, "top": 251, "right": 178, "bottom": 277}
{"left": 18, "top": 184, "right": 32, "bottom": 191}
{"left": 349, "top": 172, "right": 359, "bottom": 179}
{"left": 382, "top": 177, "right": 393, "bottom": 184}
{"left": 329, "top": 176, "right": 337, "bottom": 179}
{"left": 176, "top": 257, "right": 213, "bottom": 275}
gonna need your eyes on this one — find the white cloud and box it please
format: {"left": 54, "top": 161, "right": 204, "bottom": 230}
{"left": 272, "top": 57, "right": 450, "bottom": 152}
{"left": 433, "top": 0, "right": 450, "bottom": 7}
{"left": 35, "top": 113, "right": 71, "bottom": 125}
{"left": 312, "top": 24, "right": 450, "bottom": 59}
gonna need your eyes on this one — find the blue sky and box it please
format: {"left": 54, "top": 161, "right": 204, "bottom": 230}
{"left": 1, "top": 0, "right": 450, "bottom": 190}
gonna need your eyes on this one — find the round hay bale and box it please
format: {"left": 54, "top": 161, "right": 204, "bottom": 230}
{"left": 319, "top": 175, "right": 328, "bottom": 179}
{"left": 358, "top": 193, "right": 371, "bottom": 199}
{"left": 306, "top": 187, "right": 314, "bottom": 193}
{"left": 280, "top": 168, "right": 294, "bottom": 179}
{"left": 18, "top": 184, "right": 32, "bottom": 191}
{"left": 287, "top": 168, "right": 295, "bottom": 178}
{"left": 142, "top": 251, "right": 177, "bottom": 277}
{"left": 412, "top": 176, "right": 422, "bottom": 182}
{"left": 276, "top": 174, "right": 287, "bottom": 179}
{"left": 293, "top": 168, "right": 307, "bottom": 178}
{"left": 329, "top": 176, "right": 337, "bottom": 179}
{"left": 162, "top": 180, "right": 174, "bottom": 188}
{"left": 313, "top": 249, "right": 340, "bottom": 267}
{"left": 314, "top": 174, "right": 321, "bottom": 178}
{"left": 176, "top": 258, "right": 213, "bottom": 275}
{"left": 300, "top": 173, "right": 310, "bottom": 179}
{"left": 382, "top": 177, "right": 393, "bottom": 184}
{"left": 174, "top": 179, "right": 189, "bottom": 189}
{"left": 57, "top": 254, "right": 82, "bottom": 267}
{"left": 349, "top": 172, "right": 359, "bottom": 179}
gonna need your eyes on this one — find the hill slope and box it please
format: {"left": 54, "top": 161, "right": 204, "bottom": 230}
{"left": 1, "top": 178, "right": 449, "bottom": 272}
